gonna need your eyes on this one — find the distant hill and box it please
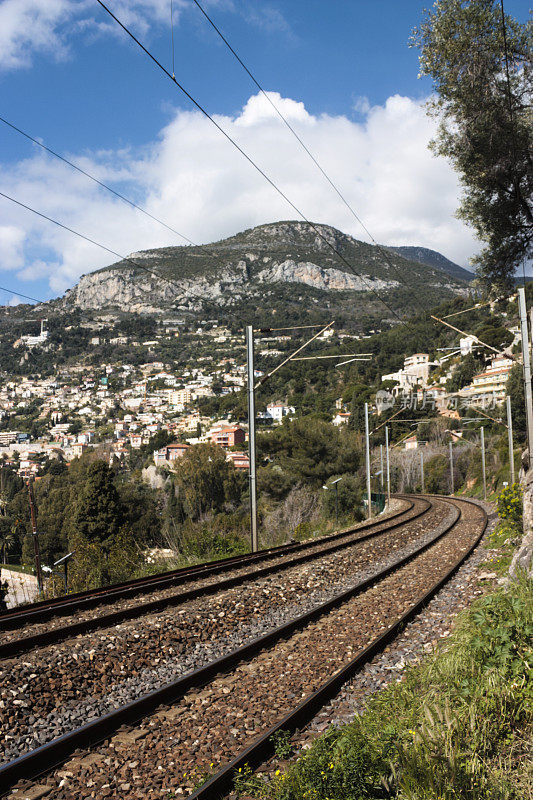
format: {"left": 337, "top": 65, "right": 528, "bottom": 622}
{"left": 387, "top": 245, "right": 474, "bottom": 283}
{"left": 57, "top": 221, "right": 469, "bottom": 329}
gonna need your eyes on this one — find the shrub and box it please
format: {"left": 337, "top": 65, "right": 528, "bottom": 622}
{"left": 497, "top": 483, "right": 523, "bottom": 522}
{"left": 255, "top": 579, "right": 533, "bottom": 800}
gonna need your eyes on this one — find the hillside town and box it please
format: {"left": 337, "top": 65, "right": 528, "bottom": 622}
{"left": 0, "top": 311, "right": 521, "bottom": 479}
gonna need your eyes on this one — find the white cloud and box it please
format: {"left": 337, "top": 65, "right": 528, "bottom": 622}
{"left": 0, "top": 0, "right": 189, "bottom": 72}
{"left": 0, "top": 0, "right": 75, "bottom": 71}
{"left": 0, "top": 0, "right": 281, "bottom": 73}
{"left": 0, "top": 91, "right": 478, "bottom": 297}
{"left": 0, "top": 225, "right": 25, "bottom": 271}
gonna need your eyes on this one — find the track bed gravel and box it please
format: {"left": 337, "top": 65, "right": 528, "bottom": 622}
{"left": 6, "top": 498, "right": 485, "bottom": 800}
{"left": 0, "top": 499, "right": 446, "bottom": 763}
{"left": 0, "top": 500, "right": 414, "bottom": 647}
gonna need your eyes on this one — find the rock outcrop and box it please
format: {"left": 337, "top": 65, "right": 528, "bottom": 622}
{"left": 59, "top": 220, "right": 468, "bottom": 315}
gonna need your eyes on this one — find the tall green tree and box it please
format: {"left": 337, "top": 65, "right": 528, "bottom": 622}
{"left": 67, "top": 461, "right": 124, "bottom": 549}
{"left": 413, "top": 1, "right": 532, "bottom": 288}
{"left": 172, "top": 444, "right": 243, "bottom": 520}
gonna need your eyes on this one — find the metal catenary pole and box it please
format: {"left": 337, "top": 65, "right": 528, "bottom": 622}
{"left": 449, "top": 441, "right": 454, "bottom": 495}
{"left": 246, "top": 325, "right": 258, "bottom": 553}
{"left": 506, "top": 396, "right": 515, "bottom": 485}
{"left": 364, "top": 402, "right": 372, "bottom": 519}
{"left": 379, "top": 445, "right": 384, "bottom": 489}
{"left": 518, "top": 287, "right": 533, "bottom": 467}
{"left": 420, "top": 450, "right": 425, "bottom": 493}
{"left": 26, "top": 478, "right": 43, "bottom": 593}
{"left": 480, "top": 426, "right": 487, "bottom": 501}
{"left": 385, "top": 425, "right": 391, "bottom": 505}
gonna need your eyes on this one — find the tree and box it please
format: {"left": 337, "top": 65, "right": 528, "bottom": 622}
{"left": 447, "top": 353, "right": 479, "bottom": 391}
{"left": 258, "top": 417, "right": 360, "bottom": 488}
{"left": 67, "top": 461, "right": 124, "bottom": 549}
{"left": 413, "top": 1, "right": 533, "bottom": 288}
{"left": 507, "top": 363, "right": 526, "bottom": 441}
{"left": 172, "top": 444, "right": 242, "bottom": 520}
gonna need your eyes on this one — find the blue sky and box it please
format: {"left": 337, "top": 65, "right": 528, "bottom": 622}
{"left": 0, "top": 0, "right": 528, "bottom": 304}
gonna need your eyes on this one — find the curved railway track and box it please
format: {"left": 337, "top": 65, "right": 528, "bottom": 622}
{"left": 0, "top": 496, "right": 415, "bottom": 629}
{"left": 0, "top": 495, "right": 445, "bottom": 763}
{"left": 0, "top": 495, "right": 488, "bottom": 799}
{"left": 0, "top": 496, "right": 428, "bottom": 658}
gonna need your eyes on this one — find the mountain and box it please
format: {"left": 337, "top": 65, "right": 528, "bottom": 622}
{"left": 60, "top": 222, "right": 469, "bottom": 328}
{"left": 386, "top": 245, "right": 474, "bottom": 283}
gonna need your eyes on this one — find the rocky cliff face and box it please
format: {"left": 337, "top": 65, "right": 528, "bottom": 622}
{"left": 60, "top": 221, "right": 468, "bottom": 315}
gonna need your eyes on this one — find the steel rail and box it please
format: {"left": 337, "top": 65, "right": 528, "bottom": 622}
{"left": 0, "top": 499, "right": 430, "bottom": 659}
{"left": 188, "top": 496, "right": 489, "bottom": 800}
{"left": 0, "top": 495, "right": 480, "bottom": 793}
{"left": 0, "top": 497, "right": 416, "bottom": 629}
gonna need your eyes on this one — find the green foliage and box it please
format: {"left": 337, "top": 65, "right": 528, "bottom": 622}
{"left": 68, "top": 461, "right": 124, "bottom": 548}
{"left": 323, "top": 475, "right": 363, "bottom": 523}
{"left": 474, "top": 323, "right": 513, "bottom": 350}
{"left": 413, "top": 0, "right": 533, "bottom": 288}
{"left": 270, "top": 730, "right": 294, "bottom": 760}
{"left": 168, "top": 513, "right": 248, "bottom": 561}
{"left": 424, "top": 454, "right": 451, "bottom": 494}
{"left": 507, "top": 364, "right": 526, "bottom": 442}
{"left": 258, "top": 579, "right": 533, "bottom": 800}
{"left": 258, "top": 418, "right": 360, "bottom": 489}
{"left": 0, "top": 580, "right": 8, "bottom": 611}
{"left": 447, "top": 353, "right": 481, "bottom": 392}
{"left": 170, "top": 443, "right": 245, "bottom": 522}
{"left": 483, "top": 518, "right": 522, "bottom": 575}
{"left": 497, "top": 483, "right": 523, "bottom": 522}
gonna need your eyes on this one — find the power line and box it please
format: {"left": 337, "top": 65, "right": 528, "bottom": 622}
{"left": 0, "top": 115, "right": 197, "bottom": 247}
{"left": 0, "top": 112, "right": 262, "bottom": 295}
{"left": 0, "top": 113, "right": 278, "bottom": 303}
{"left": 190, "top": 0, "right": 418, "bottom": 295}
{"left": 0, "top": 285, "right": 44, "bottom": 304}
{"left": 95, "top": 0, "right": 403, "bottom": 322}
{"left": 0, "top": 190, "right": 243, "bottom": 321}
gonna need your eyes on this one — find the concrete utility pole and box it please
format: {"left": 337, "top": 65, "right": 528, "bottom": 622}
{"left": 480, "top": 426, "right": 487, "bottom": 501}
{"left": 246, "top": 325, "right": 258, "bottom": 553}
{"left": 518, "top": 287, "right": 533, "bottom": 467}
{"left": 364, "top": 402, "right": 372, "bottom": 519}
{"left": 26, "top": 478, "right": 43, "bottom": 593}
{"left": 506, "top": 396, "right": 515, "bottom": 485}
{"left": 420, "top": 450, "right": 425, "bottom": 493}
{"left": 379, "top": 445, "right": 384, "bottom": 490}
{"left": 449, "top": 441, "right": 454, "bottom": 495}
{"left": 385, "top": 426, "right": 391, "bottom": 505}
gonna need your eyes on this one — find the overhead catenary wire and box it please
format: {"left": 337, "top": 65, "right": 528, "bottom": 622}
{"left": 0, "top": 190, "right": 245, "bottom": 322}
{"left": 190, "top": 0, "right": 423, "bottom": 298}
{"left": 94, "top": 0, "right": 403, "bottom": 323}
{"left": 0, "top": 114, "right": 287, "bottom": 302}
{"left": 0, "top": 285, "right": 45, "bottom": 305}
{"left": 0, "top": 115, "right": 197, "bottom": 247}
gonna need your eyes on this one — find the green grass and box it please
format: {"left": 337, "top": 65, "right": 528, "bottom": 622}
{"left": 241, "top": 577, "right": 532, "bottom": 800}
{"left": 480, "top": 519, "right": 522, "bottom": 576}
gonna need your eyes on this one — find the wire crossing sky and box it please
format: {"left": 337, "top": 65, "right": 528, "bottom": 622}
{"left": 0, "top": 0, "right": 528, "bottom": 304}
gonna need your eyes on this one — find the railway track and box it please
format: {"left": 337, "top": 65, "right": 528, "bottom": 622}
{"left": 1, "top": 495, "right": 487, "bottom": 799}
{"left": 0, "top": 495, "right": 444, "bottom": 764}
{"left": 0, "top": 496, "right": 428, "bottom": 658}
{"left": 0, "top": 497, "right": 415, "bottom": 630}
